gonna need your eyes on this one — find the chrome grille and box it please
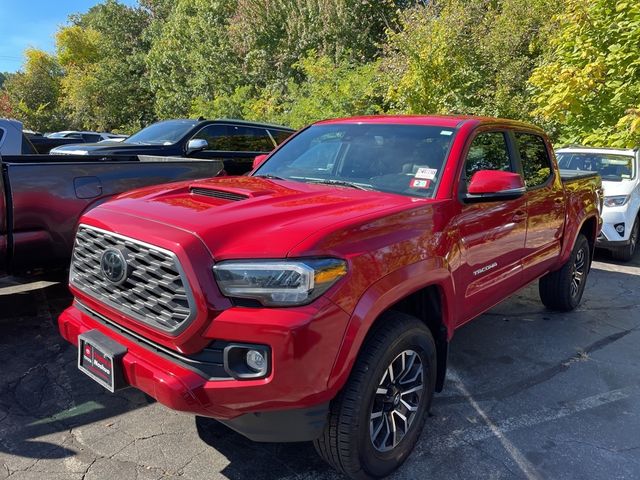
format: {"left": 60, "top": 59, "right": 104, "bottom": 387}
{"left": 70, "top": 225, "right": 195, "bottom": 333}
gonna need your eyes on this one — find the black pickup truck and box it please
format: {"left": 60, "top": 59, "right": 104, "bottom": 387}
{"left": 51, "top": 118, "right": 294, "bottom": 175}
{"left": 0, "top": 153, "right": 226, "bottom": 274}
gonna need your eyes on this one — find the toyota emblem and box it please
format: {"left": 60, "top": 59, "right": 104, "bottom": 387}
{"left": 100, "top": 248, "right": 129, "bottom": 285}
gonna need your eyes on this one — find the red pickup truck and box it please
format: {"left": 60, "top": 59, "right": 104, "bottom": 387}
{"left": 59, "top": 115, "right": 602, "bottom": 479}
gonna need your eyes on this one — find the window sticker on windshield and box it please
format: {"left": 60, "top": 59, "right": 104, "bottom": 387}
{"left": 415, "top": 167, "right": 437, "bottom": 180}
{"left": 440, "top": 130, "right": 453, "bottom": 136}
{"left": 410, "top": 178, "right": 431, "bottom": 189}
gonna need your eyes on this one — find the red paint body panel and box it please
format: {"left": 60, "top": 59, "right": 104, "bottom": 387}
{"left": 58, "top": 115, "right": 602, "bottom": 425}
{"left": 467, "top": 170, "right": 525, "bottom": 194}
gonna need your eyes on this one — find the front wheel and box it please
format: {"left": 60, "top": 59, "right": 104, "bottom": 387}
{"left": 313, "top": 312, "right": 436, "bottom": 479}
{"left": 539, "top": 233, "right": 591, "bottom": 311}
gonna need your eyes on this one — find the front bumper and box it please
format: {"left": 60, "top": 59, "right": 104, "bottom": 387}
{"left": 58, "top": 299, "right": 349, "bottom": 441}
{"left": 596, "top": 207, "right": 634, "bottom": 247}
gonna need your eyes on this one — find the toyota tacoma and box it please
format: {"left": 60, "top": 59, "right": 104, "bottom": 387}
{"left": 59, "top": 115, "right": 602, "bottom": 478}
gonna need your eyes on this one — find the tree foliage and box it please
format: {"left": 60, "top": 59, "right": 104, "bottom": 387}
{"left": 530, "top": 0, "right": 640, "bottom": 147}
{"left": 56, "top": 0, "right": 155, "bottom": 132}
{"left": 0, "top": 0, "right": 638, "bottom": 146}
{"left": 2, "top": 49, "right": 65, "bottom": 132}
{"left": 382, "top": 0, "right": 563, "bottom": 120}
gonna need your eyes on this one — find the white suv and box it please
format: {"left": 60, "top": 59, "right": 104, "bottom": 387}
{"left": 556, "top": 147, "right": 639, "bottom": 261}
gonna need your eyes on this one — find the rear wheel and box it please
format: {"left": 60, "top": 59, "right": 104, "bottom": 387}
{"left": 611, "top": 217, "right": 638, "bottom": 262}
{"left": 313, "top": 312, "right": 436, "bottom": 479}
{"left": 539, "top": 233, "right": 590, "bottom": 311}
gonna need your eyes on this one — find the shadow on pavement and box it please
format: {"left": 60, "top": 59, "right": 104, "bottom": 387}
{"left": 0, "top": 278, "right": 153, "bottom": 460}
{"left": 195, "top": 417, "right": 331, "bottom": 479}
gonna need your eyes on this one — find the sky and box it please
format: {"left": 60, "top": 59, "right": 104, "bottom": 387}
{"left": 0, "top": 0, "right": 137, "bottom": 73}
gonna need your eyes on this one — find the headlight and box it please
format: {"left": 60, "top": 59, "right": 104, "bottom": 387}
{"left": 603, "top": 195, "right": 629, "bottom": 207}
{"left": 213, "top": 258, "right": 347, "bottom": 306}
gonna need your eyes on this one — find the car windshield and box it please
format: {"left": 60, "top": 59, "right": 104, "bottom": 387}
{"left": 557, "top": 152, "right": 636, "bottom": 181}
{"left": 124, "top": 120, "right": 198, "bottom": 145}
{"left": 254, "top": 123, "right": 456, "bottom": 198}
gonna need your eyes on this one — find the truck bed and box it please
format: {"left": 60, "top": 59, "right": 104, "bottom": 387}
{"left": 559, "top": 169, "right": 600, "bottom": 182}
{"left": 0, "top": 155, "right": 223, "bottom": 273}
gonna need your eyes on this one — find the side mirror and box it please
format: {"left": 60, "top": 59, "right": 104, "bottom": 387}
{"left": 464, "top": 170, "right": 525, "bottom": 202}
{"left": 252, "top": 154, "right": 269, "bottom": 170}
{"left": 186, "top": 138, "right": 208, "bottom": 155}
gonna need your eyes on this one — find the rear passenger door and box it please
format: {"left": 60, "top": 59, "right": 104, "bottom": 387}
{"left": 189, "top": 124, "right": 276, "bottom": 175}
{"left": 452, "top": 130, "right": 528, "bottom": 324}
{"left": 513, "top": 131, "right": 565, "bottom": 281}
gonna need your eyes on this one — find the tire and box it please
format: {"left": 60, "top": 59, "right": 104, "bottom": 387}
{"left": 539, "top": 233, "right": 590, "bottom": 311}
{"left": 313, "top": 311, "right": 436, "bottom": 479}
{"left": 611, "top": 217, "right": 638, "bottom": 262}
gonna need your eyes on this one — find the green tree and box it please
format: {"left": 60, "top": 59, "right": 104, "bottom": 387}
{"left": 382, "top": 0, "right": 562, "bottom": 120}
{"left": 530, "top": 0, "right": 640, "bottom": 147}
{"left": 2, "top": 49, "right": 66, "bottom": 131}
{"left": 146, "top": 0, "right": 239, "bottom": 118}
{"left": 58, "top": 0, "right": 155, "bottom": 132}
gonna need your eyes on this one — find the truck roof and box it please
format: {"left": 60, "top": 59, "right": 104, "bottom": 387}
{"left": 314, "top": 114, "right": 543, "bottom": 131}
{"left": 556, "top": 146, "right": 637, "bottom": 156}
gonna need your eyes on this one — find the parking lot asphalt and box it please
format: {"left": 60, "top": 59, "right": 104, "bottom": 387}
{"left": 1, "top": 251, "right": 639, "bottom": 480}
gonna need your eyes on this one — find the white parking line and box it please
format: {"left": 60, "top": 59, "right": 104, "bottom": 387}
{"left": 416, "top": 378, "right": 638, "bottom": 458}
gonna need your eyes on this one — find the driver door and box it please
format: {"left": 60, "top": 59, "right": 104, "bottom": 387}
{"left": 451, "top": 130, "right": 528, "bottom": 325}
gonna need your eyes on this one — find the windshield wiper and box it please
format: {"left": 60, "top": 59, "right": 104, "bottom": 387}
{"left": 254, "top": 174, "right": 285, "bottom": 180}
{"left": 304, "top": 179, "right": 372, "bottom": 190}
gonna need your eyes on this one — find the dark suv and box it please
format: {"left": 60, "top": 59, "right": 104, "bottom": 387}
{"left": 50, "top": 119, "right": 295, "bottom": 175}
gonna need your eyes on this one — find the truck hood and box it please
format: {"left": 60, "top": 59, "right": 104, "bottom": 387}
{"left": 94, "top": 176, "right": 418, "bottom": 259}
{"left": 51, "top": 142, "right": 170, "bottom": 155}
{"left": 602, "top": 178, "right": 636, "bottom": 197}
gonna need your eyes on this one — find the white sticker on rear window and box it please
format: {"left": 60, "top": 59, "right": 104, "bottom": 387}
{"left": 415, "top": 167, "right": 437, "bottom": 180}
{"left": 440, "top": 130, "right": 453, "bottom": 136}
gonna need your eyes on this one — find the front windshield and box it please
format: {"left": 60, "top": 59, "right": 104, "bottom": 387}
{"left": 125, "top": 120, "right": 198, "bottom": 145}
{"left": 254, "top": 124, "right": 456, "bottom": 198}
{"left": 557, "top": 152, "right": 636, "bottom": 182}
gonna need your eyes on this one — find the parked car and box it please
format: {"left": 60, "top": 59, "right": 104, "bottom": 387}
{"left": 0, "top": 121, "right": 227, "bottom": 274}
{"left": 50, "top": 118, "right": 295, "bottom": 175}
{"left": 557, "top": 146, "right": 639, "bottom": 261}
{"left": 47, "top": 130, "right": 127, "bottom": 143}
{"left": 59, "top": 115, "right": 602, "bottom": 479}
{"left": 0, "top": 119, "right": 28, "bottom": 155}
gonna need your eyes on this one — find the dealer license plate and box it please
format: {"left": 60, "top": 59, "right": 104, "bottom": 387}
{"left": 78, "top": 330, "right": 127, "bottom": 392}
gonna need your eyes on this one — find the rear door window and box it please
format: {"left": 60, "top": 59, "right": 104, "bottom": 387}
{"left": 515, "top": 132, "right": 552, "bottom": 188}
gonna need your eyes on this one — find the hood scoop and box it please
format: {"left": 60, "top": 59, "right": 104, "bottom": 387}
{"left": 190, "top": 187, "right": 249, "bottom": 202}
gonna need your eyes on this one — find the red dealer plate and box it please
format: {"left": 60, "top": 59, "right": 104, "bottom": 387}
{"left": 78, "top": 330, "right": 127, "bottom": 392}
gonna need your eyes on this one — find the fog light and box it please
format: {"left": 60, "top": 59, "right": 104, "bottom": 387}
{"left": 223, "top": 343, "right": 270, "bottom": 379}
{"left": 615, "top": 223, "right": 625, "bottom": 236}
{"left": 246, "top": 349, "right": 266, "bottom": 372}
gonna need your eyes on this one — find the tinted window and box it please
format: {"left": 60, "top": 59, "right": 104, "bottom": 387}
{"left": 82, "top": 133, "right": 102, "bottom": 142}
{"left": 464, "top": 132, "right": 511, "bottom": 184}
{"left": 269, "top": 129, "right": 293, "bottom": 145}
{"left": 125, "top": 119, "right": 198, "bottom": 145}
{"left": 0, "top": 128, "right": 4, "bottom": 144}
{"left": 255, "top": 124, "right": 456, "bottom": 198}
{"left": 516, "top": 133, "right": 552, "bottom": 188}
{"left": 193, "top": 125, "right": 274, "bottom": 151}
{"left": 557, "top": 152, "right": 635, "bottom": 181}
{"left": 191, "top": 125, "right": 226, "bottom": 149}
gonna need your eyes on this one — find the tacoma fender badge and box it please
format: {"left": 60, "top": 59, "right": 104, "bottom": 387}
{"left": 473, "top": 262, "right": 498, "bottom": 276}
